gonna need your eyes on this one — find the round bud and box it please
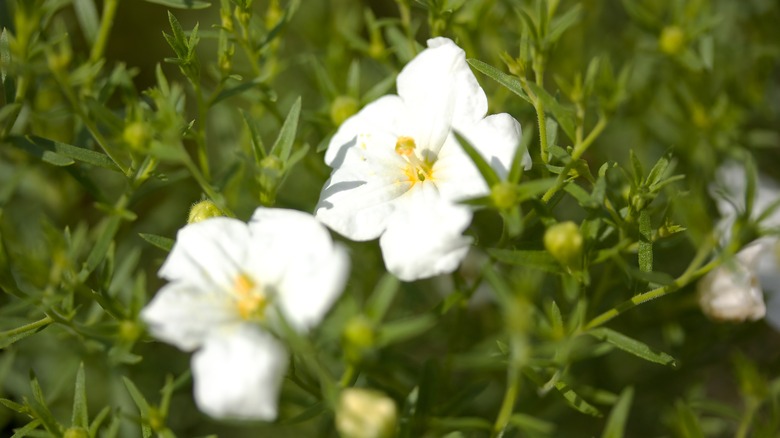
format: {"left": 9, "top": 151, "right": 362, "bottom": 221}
{"left": 659, "top": 26, "right": 685, "bottom": 55}
{"left": 123, "top": 121, "right": 150, "bottom": 152}
{"left": 490, "top": 182, "right": 518, "bottom": 210}
{"left": 64, "top": 428, "right": 88, "bottom": 438}
{"left": 336, "top": 388, "right": 397, "bottom": 438}
{"left": 343, "top": 315, "right": 376, "bottom": 364}
{"left": 187, "top": 200, "right": 224, "bottom": 224}
{"left": 544, "top": 221, "right": 583, "bottom": 270}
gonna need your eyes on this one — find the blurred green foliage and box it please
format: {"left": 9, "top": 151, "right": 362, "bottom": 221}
{"left": 0, "top": 0, "right": 779, "bottom": 436}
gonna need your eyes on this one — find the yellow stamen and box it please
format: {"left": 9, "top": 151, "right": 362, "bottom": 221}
{"left": 234, "top": 274, "right": 268, "bottom": 320}
{"left": 395, "top": 136, "right": 416, "bottom": 156}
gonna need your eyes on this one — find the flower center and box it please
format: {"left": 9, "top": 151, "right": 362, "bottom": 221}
{"left": 395, "top": 136, "right": 435, "bottom": 185}
{"left": 234, "top": 273, "right": 268, "bottom": 320}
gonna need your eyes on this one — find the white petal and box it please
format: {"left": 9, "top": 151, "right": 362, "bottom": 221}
{"left": 249, "top": 208, "right": 350, "bottom": 331}
{"left": 325, "top": 95, "right": 406, "bottom": 166}
{"left": 192, "top": 326, "right": 288, "bottom": 420}
{"left": 141, "top": 282, "right": 239, "bottom": 351}
{"left": 397, "top": 37, "right": 487, "bottom": 153}
{"left": 433, "top": 133, "right": 489, "bottom": 201}
{"left": 316, "top": 136, "right": 414, "bottom": 241}
{"left": 158, "top": 218, "right": 249, "bottom": 291}
{"left": 697, "top": 256, "right": 766, "bottom": 322}
{"left": 457, "top": 113, "right": 529, "bottom": 179}
{"left": 379, "top": 185, "right": 473, "bottom": 281}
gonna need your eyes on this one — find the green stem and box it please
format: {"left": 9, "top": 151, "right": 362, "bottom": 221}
{"left": 192, "top": 81, "right": 211, "bottom": 180}
{"left": 180, "top": 151, "right": 235, "bottom": 217}
{"left": 89, "top": 0, "right": 120, "bottom": 64}
{"left": 736, "top": 398, "right": 759, "bottom": 438}
{"left": 584, "top": 259, "right": 717, "bottom": 330}
{"left": 0, "top": 315, "right": 54, "bottom": 338}
{"left": 338, "top": 364, "right": 357, "bottom": 388}
{"left": 539, "top": 115, "right": 608, "bottom": 204}
{"left": 492, "top": 336, "right": 525, "bottom": 437}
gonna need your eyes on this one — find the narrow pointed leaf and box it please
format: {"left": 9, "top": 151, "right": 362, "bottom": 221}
{"left": 73, "top": 0, "right": 99, "bottom": 44}
{"left": 601, "top": 387, "right": 634, "bottom": 438}
{"left": 366, "top": 273, "right": 400, "bottom": 323}
{"left": 11, "top": 136, "right": 120, "bottom": 171}
{"left": 467, "top": 58, "right": 532, "bottom": 104}
{"left": 453, "top": 131, "right": 500, "bottom": 187}
{"left": 488, "top": 249, "right": 564, "bottom": 274}
{"left": 138, "top": 233, "right": 174, "bottom": 252}
{"left": 376, "top": 314, "right": 436, "bottom": 347}
{"left": 145, "top": 0, "right": 211, "bottom": 10}
{"left": 587, "top": 327, "right": 677, "bottom": 367}
{"left": 72, "top": 363, "right": 89, "bottom": 428}
{"left": 270, "top": 97, "right": 301, "bottom": 161}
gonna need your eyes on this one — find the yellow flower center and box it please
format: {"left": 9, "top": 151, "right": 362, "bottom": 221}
{"left": 395, "top": 136, "right": 435, "bottom": 185}
{"left": 234, "top": 274, "right": 268, "bottom": 320}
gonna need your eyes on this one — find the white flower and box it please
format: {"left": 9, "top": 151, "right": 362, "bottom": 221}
{"left": 316, "top": 37, "right": 531, "bottom": 281}
{"left": 141, "top": 208, "right": 349, "bottom": 420}
{"left": 699, "top": 162, "right": 780, "bottom": 324}
{"left": 698, "top": 241, "right": 767, "bottom": 322}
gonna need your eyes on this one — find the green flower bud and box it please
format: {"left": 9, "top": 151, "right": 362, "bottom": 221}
{"left": 330, "top": 96, "right": 359, "bottom": 127}
{"left": 123, "top": 121, "right": 151, "bottom": 151}
{"left": 64, "top": 428, "right": 88, "bottom": 438}
{"left": 544, "top": 221, "right": 583, "bottom": 270}
{"left": 659, "top": 26, "right": 685, "bottom": 55}
{"left": 188, "top": 200, "right": 224, "bottom": 224}
{"left": 490, "top": 182, "right": 518, "bottom": 210}
{"left": 336, "top": 388, "right": 397, "bottom": 438}
{"left": 118, "top": 320, "right": 142, "bottom": 342}
{"left": 343, "top": 315, "right": 376, "bottom": 363}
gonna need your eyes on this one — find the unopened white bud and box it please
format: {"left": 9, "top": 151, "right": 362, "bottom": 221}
{"left": 698, "top": 242, "right": 767, "bottom": 322}
{"left": 335, "top": 388, "right": 397, "bottom": 438}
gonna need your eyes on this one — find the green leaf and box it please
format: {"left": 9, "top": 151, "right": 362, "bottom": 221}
{"left": 508, "top": 413, "right": 555, "bottom": 434}
{"left": 138, "top": 233, "right": 175, "bottom": 252}
{"left": 638, "top": 210, "right": 652, "bottom": 273}
{"left": 122, "top": 377, "right": 153, "bottom": 438}
{"left": 0, "top": 316, "right": 54, "bottom": 349}
{"left": 673, "top": 400, "right": 704, "bottom": 438}
{"left": 89, "top": 406, "right": 112, "bottom": 437}
{"left": 516, "top": 177, "right": 558, "bottom": 201}
{"left": 144, "top": 0, "right": 211, "bottom": 10}
{"left": 10, "top": 136, "right": 121, "bottom": 171}
{"left": 564, "top": 183, "right": 595, "bottom": 207}
{"left": 523, "top": 367, "right": 602, "bottom": 417}
{"left": 73, "top": 0, "right": 99, "bottom": 44}
{"left": 270, "top": 97, "right": 301, "bottom": 162}
{"left": 79, "top": 215, "right": 122, "bottom": 282}
{"left": 10, "top": 420, "right": 42, "bottom": 438}
{"left": 71, "top": 363, "right": 89, "bottom": 429}
{"left": 526, "top": 82, "right": 576, "bottom": 142}
{"left": 601, "top": 387, "right": 634, "bottom": 438}
{"left": 587, "top": 328, "right": 677, "bottom": 367}
{"left": 467, "top": 58, "right": 532, "bottom": 104}
{"left": 509, "top": 123, "right": 534, "bottom": 183}
{"left": 453, "top": 131, "right": 500, "bottom": 187}
{"left": 0, "top": 103, "right": 21, "bottom": 125}
{"left": 280, "top": 401, "right": 326, "bottom": 425}
{"left": 212, "top": 79, "right": 269, "bottom": 105}
{"left": 346, "top": 59, "right": 360, "bottom": 98}
{"left": 488, "top": 249, "right": 564, "bottom": 274}
{"left": 9, "top": 136, "right": 75, "bottom": 166}
{"left": 430, "top": 417, "right": 492, "bottom": 431}
{"left": 376, "top": 314, "right": 436, "bottom": 347}
{"left": 366, "top": 273, "right": 400, "bottom": 323}
{"left": 29, "top": 372, "right": 62, "bottom": 434}
{"left": 547, "top": 4, "right": 582, "bottom": 44}
{"left": 241, "top": 109, "right": 267, "bottom": 161}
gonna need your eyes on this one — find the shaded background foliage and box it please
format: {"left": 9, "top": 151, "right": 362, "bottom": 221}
{"left": 0, "top": 0, "right": 780, "bottom": 437}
